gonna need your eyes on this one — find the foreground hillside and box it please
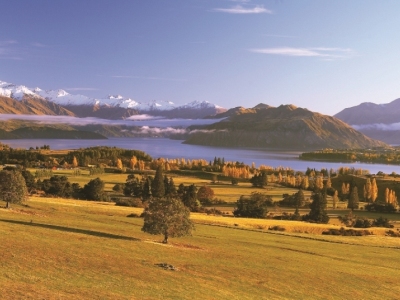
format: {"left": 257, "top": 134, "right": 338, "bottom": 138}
{"left": 1, "top": 198, "right": 400, "bottom": 300}
{"left": 185, "top": 104, "right": 387, "bottom": 149}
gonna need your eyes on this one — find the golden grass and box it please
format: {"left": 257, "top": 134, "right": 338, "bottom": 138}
{"left": 1, "top": 197, "right": 400, "bottom": 299}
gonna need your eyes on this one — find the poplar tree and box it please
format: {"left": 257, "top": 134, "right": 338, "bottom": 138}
{"left": 72, "top": 156, "right": 78, "bottom": 168}
{"left": 332, "top": 190, "right": 339, "bottom": 209}
{"left": 371, "top": 178, "right": 378, "bottom": 202}
{"left": 364, "top": 178, "right": 372, "bottom": 202}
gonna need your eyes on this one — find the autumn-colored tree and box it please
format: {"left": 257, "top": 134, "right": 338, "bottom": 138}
{"left": 364, "top": 178, "right": 372, "bottom": 202}
{"left": 314, "top": 176, "right": 324, "bottom": 191}
{"left": 301, "top": 176, "right": 309, "bottom": 190}
{"left": 197, "top": 185, "right": 215, "bottom": 205}
{"left": 371, "top": 178, "right": 378, "bottom": 202}
{"left": 116, "top": 158, "right": 123, "bottom": 170}
{"left": 72, "top": 156, "right": 78, "bottom": 168}
{"left": 325, "top": 177, "right": 332, "bottom": 188}
{"left": 332, "top": 190, "right": 339, "bottom": 209}
{"left": 129, "top": 156, "right": 137, "bottom": 169}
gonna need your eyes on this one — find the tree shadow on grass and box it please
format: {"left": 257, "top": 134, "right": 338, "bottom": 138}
{"left": 0, "top": 219, "right": 140, "bottom": 241}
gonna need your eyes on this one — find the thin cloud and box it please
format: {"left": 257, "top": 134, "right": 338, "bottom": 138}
{"left": 112, "top": 75, "right": 187, "bottom": 82}
{"left": 353, "top": 123, "right": 400, "bottom": 131}
{"left": 212, "top": 5, "right": 272, "bottom": 14}
{"left": 0, "top": 40, "right": 18, "bottom": 46}
{"left": 0, "top": 40, "right": 22, "bottom": 60}
{"left": 0, "top": 114, "right": 224, "bottom": 128}
{"left": 249, "top": 47, "right": 355, "bottom": 59}
{"left": 31, "top": 42, "right": 46, "bottom": 48}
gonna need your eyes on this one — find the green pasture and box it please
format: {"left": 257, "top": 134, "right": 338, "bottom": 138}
{"left": 1, "top": 197, "right": 400, "bottom": 299}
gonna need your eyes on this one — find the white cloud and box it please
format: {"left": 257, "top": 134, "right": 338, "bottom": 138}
{"left": 127, "top": 114, "right": 164, "bottom": 121}
{"left": 133, "top": 126, "right": 187, "bottom": 135}
{"left": 353, "top": 123, "right": 400, "bottom": 131}
{"left": 189, "top": 129, "right": 228, "bottom": 134}
{"left": 0, "top": 114, "right": 225, "bottom": 128}
{"left": 212, "top": 5, "right": 272, "bottom": 14}
{"left": 250, "top": 47, "right": 355, "bottom": 59}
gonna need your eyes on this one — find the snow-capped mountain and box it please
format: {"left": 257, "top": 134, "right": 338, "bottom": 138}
{"left": 0, "top": 80, "right": 226, "bottom": 119}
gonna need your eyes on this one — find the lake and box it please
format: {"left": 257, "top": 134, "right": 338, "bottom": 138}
{"left": 1, "top": 138, "right": 399, "bottom": 174}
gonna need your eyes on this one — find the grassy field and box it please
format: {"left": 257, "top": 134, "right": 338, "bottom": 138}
{"left": 1, "top": 197, "right": 400, "bottom": 299}
{"left": 32, "top": 168, "right": 313, "bottom": 204}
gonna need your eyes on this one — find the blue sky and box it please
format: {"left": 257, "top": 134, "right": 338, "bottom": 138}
{"left": 1, "top": 0, "right": 400, "bottom": 115}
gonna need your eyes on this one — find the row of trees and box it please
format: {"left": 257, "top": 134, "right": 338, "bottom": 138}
{"left": 233, "top": 190, "right": 330, "bottom": 224}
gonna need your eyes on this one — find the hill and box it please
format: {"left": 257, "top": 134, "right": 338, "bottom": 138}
{"left": 335, "top": 99, "right": 400, "bottom": 125}
{"left": 0, "top": 95, "right": 75, "bottom": 116}
{"left": 9, "top": 127, "right": 107, "bottom": 139}
{"left": 1, "top": 197, "right": 399, "bottom": 299}
{"left": 185, "top": 104, "right": 387, "bottom": 149}
{"left": 334, "top": 99, "right": 400, "bottom": 144}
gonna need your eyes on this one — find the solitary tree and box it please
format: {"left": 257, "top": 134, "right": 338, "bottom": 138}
{"left": 142, "top": 197, "right": 194, "bottom": 243}
{"left": 0, "top": 170, "right": 28, "bottom": 208}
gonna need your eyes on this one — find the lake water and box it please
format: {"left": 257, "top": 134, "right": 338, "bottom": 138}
{"left": 1, "top": 138, "right": 400, "bottom": 174}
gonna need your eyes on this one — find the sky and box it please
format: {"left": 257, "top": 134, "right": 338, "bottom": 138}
{"left": 1, "top": 0, "right": 400, "bottom": 115}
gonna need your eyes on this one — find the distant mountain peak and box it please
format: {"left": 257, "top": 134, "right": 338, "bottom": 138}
{"left": 0, "top": 79, "right": 226, "bottom": 119}
{"left": 252, "top": 103, "right": 273, "bottom": 109}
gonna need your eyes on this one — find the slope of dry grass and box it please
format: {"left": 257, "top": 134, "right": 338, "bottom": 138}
{"left": 1, "top": 197, "right": 400, "bottom": 299}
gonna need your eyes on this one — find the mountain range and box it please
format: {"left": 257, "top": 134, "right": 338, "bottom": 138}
{"left": 0, "top": 79, "right": 393, "bottom": 148}
{"left": 0, "top": 81, "right": 225, "bottom": 119}
{"left": 334, "top": 98, "right": 400, "bottom": 144}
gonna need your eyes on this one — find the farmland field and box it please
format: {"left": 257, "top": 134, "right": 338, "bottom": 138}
{"left": 1, "top": 197, "right": 400, "bottom": 299}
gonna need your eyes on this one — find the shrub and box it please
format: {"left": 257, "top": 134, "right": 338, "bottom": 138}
{"left": 115, "top": 197, "right": 144, "bottom": 208}
{"left": 353, "top": 218, "right": 371, "bottom": 228}
{"left": 322, "top": 227, "right": 372, "bottom": 236}
{"left": 372, "top": 216, "right": 394, "bottom": 228}
{"left": 268, "top": 225, "right": 285, "bottom": 232}
{"left": 386, "top": 230, "right": 400, "bottom": 237}
{"left": 365, "top": 203, "right": 397, "bottom": 213}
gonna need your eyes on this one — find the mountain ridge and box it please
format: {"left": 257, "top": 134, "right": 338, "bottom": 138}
{"left": 185, "top": 104, "right": 387, "bottom": 149}
{"left": 0, "top": 80, "right": 225, "bottom": 119}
